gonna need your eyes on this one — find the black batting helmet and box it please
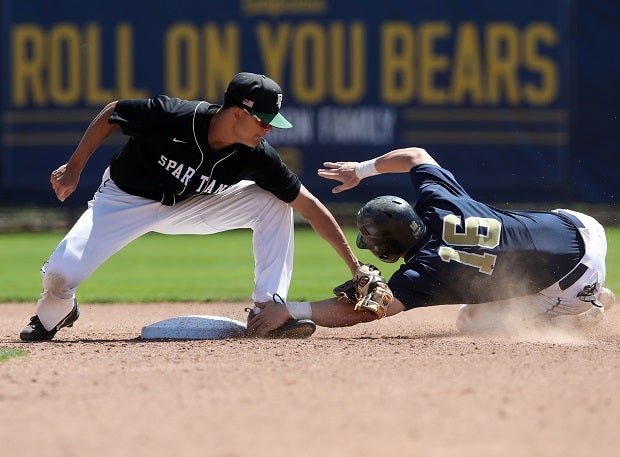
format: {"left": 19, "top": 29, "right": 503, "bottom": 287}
{"left": 356, "top": 196, "right": 426, "bottom": 263}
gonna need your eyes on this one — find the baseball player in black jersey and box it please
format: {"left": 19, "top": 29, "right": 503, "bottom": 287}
{"left": 247, "top": 147, "right": 615, "bottom": 336}
{"left": 20, "top": 72, "right": 361, "bottom": 341}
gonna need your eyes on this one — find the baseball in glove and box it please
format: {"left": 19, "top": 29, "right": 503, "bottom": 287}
{"left": 333, "top": 264, "right": 394, "bottom": 318}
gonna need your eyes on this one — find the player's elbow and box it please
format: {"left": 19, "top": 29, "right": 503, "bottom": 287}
{"left": 407, "top": 147, "right": 434, "bottom": 166}
{"left": 290, "top": 187, "right": 331, "bottom": 226}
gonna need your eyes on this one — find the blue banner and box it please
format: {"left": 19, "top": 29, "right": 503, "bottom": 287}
{"left": 1, "top": 0, "right": 617, "bottom": 206}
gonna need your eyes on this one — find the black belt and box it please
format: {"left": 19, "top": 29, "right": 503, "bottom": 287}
{"left": 555, "top": 210, "right": 585, "bottom": 229}
{"left": 115, "top": 182, "right": 179, "bottom": 206}
{"left": 555, "top": 210, "right": 587, "bottom": 290}
{"left": 559, "top": 262, "right": 589, "bottom": 290}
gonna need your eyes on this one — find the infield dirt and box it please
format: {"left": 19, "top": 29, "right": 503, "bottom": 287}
{"left": 1, "top": 302, "right": 618, "bottom": 457}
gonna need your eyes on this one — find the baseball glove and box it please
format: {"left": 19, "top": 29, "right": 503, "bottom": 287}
{"left": 333, "top": 264, "right": 394, "bottom": 318}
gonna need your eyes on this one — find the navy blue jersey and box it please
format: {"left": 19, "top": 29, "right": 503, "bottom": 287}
{"left": 108, "top": 95, "right": 301, "bottom": 205}
{"left": 388, "top": 164, "right": 584, "bottom": 309}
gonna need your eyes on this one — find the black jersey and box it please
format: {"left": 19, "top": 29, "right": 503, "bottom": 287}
{"left": 108, "top": 95, "right": 301, "bottom": 205}
{"left": 389, "top": 164, "right": 585, "bottom": 309}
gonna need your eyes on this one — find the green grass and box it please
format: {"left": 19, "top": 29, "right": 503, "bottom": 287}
{"left": 0, "top": 348, "right": 27, "bottom": 362}
{"left": 606, "top": 227, "right": 620, "bottom": 292}
{"left": 0, "top": 228, "right": 399, "bottom": 303}
{"left": 0, "top": 227, "right": 618, "bottom": 303}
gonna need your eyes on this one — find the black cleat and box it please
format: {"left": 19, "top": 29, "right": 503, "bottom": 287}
{"left": 19, "top": 300, "right": 80, "bottom": 341}
{"left": 245, "top": 294, "right": 316, "bottom": 339}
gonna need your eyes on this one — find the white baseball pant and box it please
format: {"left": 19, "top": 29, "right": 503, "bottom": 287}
{"left": 36, "top": 168, "right": 294, "bottom": 330}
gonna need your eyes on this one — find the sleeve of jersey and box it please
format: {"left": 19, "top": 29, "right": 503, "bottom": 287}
{"left": 387, "top": 266, "right": 444, "bottom": 310}
{"left": 247, "top": 141, "right": 302, "bottom": 203}
{"left": 108, "top": 95, "right": 186, "bottom": 137}
{"left": 409, "top": 163, "right": 471, "bottom": 202}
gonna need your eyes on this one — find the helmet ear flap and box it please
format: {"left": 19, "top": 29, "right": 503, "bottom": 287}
{"left": 375, "top": 244, "right": 401, "bottom": 263}
{"left": 356, "top": 232, "right": 368, "bottom": 249}
{"left": 357, "top": 234, "right": 402, "bottom": 263}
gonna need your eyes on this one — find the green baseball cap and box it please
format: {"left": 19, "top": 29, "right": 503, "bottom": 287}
{"left": 224, "top": 72, "right": 293, "bottom": 129}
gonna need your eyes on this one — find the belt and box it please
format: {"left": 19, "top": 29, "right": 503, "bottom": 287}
{"left": 555, "top": 210, "right": 585, "bottom": 229}
{"left": 554, "top": 210, "right": 587, "bottom": 290}
{"left": 559, "top": 262, "right": 588, "bottom": 290}
{"left": 115, "top": 182, "right": 179, "bottom": 206}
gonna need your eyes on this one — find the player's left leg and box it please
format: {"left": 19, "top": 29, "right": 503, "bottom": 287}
{"left": 21, "top": 172, "right": 163, "bottom": 340}
{"left": 154, "top": 182, "right": 312, "bottom": 338}
{"left": 153, "top": 181, "right": 294, "bottom": 303}
{"left": 456, "top": 297, "right": 545, "bottom": 334}
{"left": 457, "top": 286, "right": 615, "bottom": 335}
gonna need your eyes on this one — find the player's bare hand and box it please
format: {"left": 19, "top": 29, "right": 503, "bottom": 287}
{"left": 317, "top": 161, "right": 360, "bottom": 193}
{"left": 50, "top": 164, "right": 80, "bottom": 202}
{"left": 246, "top": 302, "right": 291, "bottom": 337}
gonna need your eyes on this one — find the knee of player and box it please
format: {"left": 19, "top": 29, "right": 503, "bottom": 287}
{"left": 455, "top": 304, "right": 483, "bottom": 333}
{"left": 42, "top": 271, "right": 73, "bottom": 296}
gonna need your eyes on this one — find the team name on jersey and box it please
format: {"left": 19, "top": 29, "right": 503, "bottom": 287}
{"left": 157, "top": 155, "right": 229, "bottom": 194}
